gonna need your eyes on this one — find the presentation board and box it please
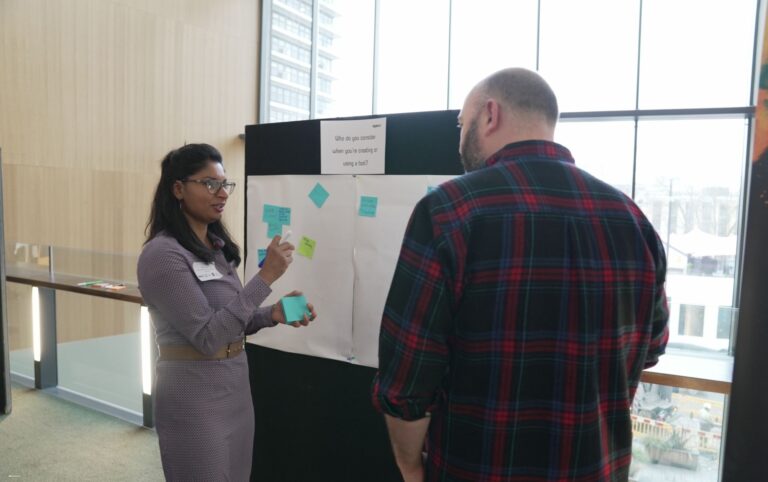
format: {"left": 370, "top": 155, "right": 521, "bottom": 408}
{"left": 244, "top": 174, "right": 455, "bottom": 367}
{"left": 244, "top": 110, "right": 463, "bottom": 368}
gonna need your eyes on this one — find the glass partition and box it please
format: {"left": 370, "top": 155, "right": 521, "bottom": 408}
{"left": 5, "top": 242, "right": 143, "bottom": 418}
{"left": 6, "top": 243, "right": 51, "bottom": 379}
{"left": 55, "top": 293, "right": 143, "bottom": 415}
{"left": 7, "top": 283, "right": 35, "bottom": 380}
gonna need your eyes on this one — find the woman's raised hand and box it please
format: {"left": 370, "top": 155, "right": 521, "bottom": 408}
{"left": 258, "top": 234, "right": 294, "bottom": 285}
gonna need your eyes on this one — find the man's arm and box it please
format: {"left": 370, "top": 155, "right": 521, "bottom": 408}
{"left": 645, "top": 233, "right": 670, "bottom": 368}
{"left": 384, "top": 414, "right": 430, "bottom": 482}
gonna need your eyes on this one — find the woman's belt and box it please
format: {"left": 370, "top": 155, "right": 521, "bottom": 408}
{"left": 158, "top": 338, "right": 246, "bottom": 361}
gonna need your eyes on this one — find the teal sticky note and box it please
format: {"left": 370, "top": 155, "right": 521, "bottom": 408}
{"left": 281, "top": 295, "right": 311, "bottom": 323}
{"left": 309, "top": 183, "right": 330, "bottom": 208}
{"left": 359, "top": 196, "right": 378, "bottom": 217}
{"left": 427, "top": 185, "right": 437, "bottom": 194}
{"left": 267, "top": 223, "right": 282, "bottom": 238}
{"left": 262, "top": 204, "right": 280, "bottom": 224}
{"left": 278, "top": 207, "right": 291, "bottom": 225}
{"left": 257, "top": 249, "right": 267, "bottom": 263}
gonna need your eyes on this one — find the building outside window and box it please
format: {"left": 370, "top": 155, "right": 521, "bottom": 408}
{"left": 679, "top": 304, "right": 706, "bottom": 337}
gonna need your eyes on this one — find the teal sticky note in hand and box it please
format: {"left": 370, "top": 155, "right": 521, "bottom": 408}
{"left": 309, "top": 183, "right": 330, "bottom": 208}
{"left": 281, "top": 295, "right": 311, "bottom": 323}
{"left": 257, "top": 249, "right": 267, "bottom": 264}
{"left": 267, "top": 223, "right": 282, "bottom": 238}
{"left": 359, "top": 196, "right": 378, "bottom": 217}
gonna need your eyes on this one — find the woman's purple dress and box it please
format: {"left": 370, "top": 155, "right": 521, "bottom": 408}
{"left": 138, "top": 232, "right": 275, "bottom": 481}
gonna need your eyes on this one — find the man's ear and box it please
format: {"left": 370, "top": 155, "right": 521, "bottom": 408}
{"left": 172, "top": 180, "right": 184, "bottom": 200}
{"left": 482, "top": 99, "right": 502, "bottom": 136}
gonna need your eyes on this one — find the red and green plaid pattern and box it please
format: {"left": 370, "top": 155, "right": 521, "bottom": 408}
{"left": 373, "top": 140, "right": 669, "bottom": 482}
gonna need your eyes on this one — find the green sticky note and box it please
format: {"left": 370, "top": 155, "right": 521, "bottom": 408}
{"left": 267, "top": 223, "right": 282, "bottom": 238}
{"left": 281, "top": 295, "right": 310, "bottom": 323}
{"left": 257, "top": 249, "right": 267, "bottom": 264}
{"left": 309, "top": 182, "right": 330, "bottom": 208}
{"left": 359, "top": 196, "right": 378, "bottom": 217}
{"left": 297, "top": 236, "right": 317, "bottom": 259}
{"left": 262, "top": 204, "right": 280, "bottom": 224}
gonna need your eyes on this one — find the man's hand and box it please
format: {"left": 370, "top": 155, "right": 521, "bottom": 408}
{"left": 384, "top": 414, "right": 430, "bottom": 482}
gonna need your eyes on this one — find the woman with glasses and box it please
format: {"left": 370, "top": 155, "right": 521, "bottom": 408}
{"left": 137, "top": 143, "right": 317, "bottom": 481}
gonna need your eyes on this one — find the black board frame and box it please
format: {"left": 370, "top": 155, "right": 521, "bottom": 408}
{"left": 244, "top": 110, "right": 462, "bottom": 481}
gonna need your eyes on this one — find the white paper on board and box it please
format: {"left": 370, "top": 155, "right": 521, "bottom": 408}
{"left": 244, "top": 173, "right": 458, "bottom": 367}
{"left": 320, "top": 118, "right": 387, "bottom": 174}
{"left": 351, "top": 175, "right": 457, "bottom": 368}
{"left": 245, "top": 175, "right": 356, "bottom": 362}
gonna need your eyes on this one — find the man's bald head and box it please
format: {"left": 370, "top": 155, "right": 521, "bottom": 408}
{"left": 458, "top": 68, "right": 559, "bottom": 171}
{"left": 474, "top": 68, "right": 559, "bottom": 127}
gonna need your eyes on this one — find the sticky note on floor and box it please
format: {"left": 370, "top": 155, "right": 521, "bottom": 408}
{"left": 267, "top": 223, "right": 282, "bottom": 238}
{"left": 297, "top": 236, "right": 316, "bottom": 259}
{"left": 359, "top": 196, "right": 378, "bottom": 217}
{"left": 281, "top": 295, "right": 311, "bottom": 323}
{"left": 257, "top": 249, "right": 267, "bottom": 264}
{"left": 309, "top": 182, "right": 330, "bottom": 208}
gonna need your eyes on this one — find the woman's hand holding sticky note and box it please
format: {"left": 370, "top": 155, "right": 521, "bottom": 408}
{"left": 280, "top": 294, "right": 311, "bottom": 324}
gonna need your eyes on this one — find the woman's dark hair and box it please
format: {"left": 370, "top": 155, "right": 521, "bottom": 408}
{"left": 145, "top": 143, "right": 241, "bottom": 266}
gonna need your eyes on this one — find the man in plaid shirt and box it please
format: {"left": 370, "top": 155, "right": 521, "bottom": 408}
{"left": 372, "top": 68, "right": 669, "bottom": 482}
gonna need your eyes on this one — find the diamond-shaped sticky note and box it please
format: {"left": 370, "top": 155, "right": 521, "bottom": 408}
{"left": 309, "top": 182, "right": 330, "bottom": 208}
{"left": 297, "top": 236, "right": 317, "bottom": 259}
{"left": 359, "top": 196, "right": 378, "bottom": 217}
{"left": 281, "top": 294, "right": 311, "bottom": 323}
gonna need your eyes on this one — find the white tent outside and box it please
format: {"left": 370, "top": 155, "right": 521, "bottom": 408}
{"left": 668, "top": 228, "right": 737, "bottom": 257}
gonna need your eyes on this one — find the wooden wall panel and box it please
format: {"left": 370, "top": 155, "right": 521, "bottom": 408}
{"left": 0, "top": 0, "right": 259, "bottom": 342}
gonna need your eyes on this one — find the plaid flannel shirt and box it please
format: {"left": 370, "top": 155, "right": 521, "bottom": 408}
{"left": 372, "top": 140, "right": 669, "bottom": 482}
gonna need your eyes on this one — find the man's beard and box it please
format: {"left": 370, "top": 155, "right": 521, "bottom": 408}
{"left": 459, "top": 117, "right": 485, "bottom": 172}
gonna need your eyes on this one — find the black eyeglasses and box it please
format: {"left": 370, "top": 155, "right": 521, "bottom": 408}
{"left": 182, "top": 178, "right": 236, "bottom": 195}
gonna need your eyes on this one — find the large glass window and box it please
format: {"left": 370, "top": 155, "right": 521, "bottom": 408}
{"left": 376, "top": 0, "right": 450, "bottom": 113}
{"left": 539, "top": 0, "right": 640, "bottom": 112}
{"left": 634, "top": 118, "right": 746, "bottom": 354}
{"left": 448, "top": 0, "right": 538, "bottom": 109}
{"left": 639, "top": 0, "right": 756, "bottom": 109}
{"left": 259, "top": 1, "right": 760, "bottom": 480}
{"left": 631, "top": 383, "right": 725, "bottom": 480}
{"left": 554, "top": 120, "right": 635, "bottom": 196}
{"left": 263, "top": 0, "right": 374, "bottom": 120}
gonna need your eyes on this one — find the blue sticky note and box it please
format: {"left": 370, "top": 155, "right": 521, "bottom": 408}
{"left": 278, "top": 207, "right": 291, "bottom": 225}
{"left": 359, "top": 196, "right": 378, "bottom": 217}
{"left": 309, "top": 183, "right": 330, "bottom": 208}
{"left": 281, "top": 295, "right": 311, "bottom": 323}
{"left": 262, "top": 204, "right": 280, "bottom": 224}
{"left": 257, "top": 249, "right": 267, "bottom": 264}
{"left": 267, "top": 222, "right": 282, "bottom": 238}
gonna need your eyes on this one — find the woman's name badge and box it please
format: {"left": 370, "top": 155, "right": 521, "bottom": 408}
{"left": 193, "top": 262, "right": 223, "bottom": 281}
